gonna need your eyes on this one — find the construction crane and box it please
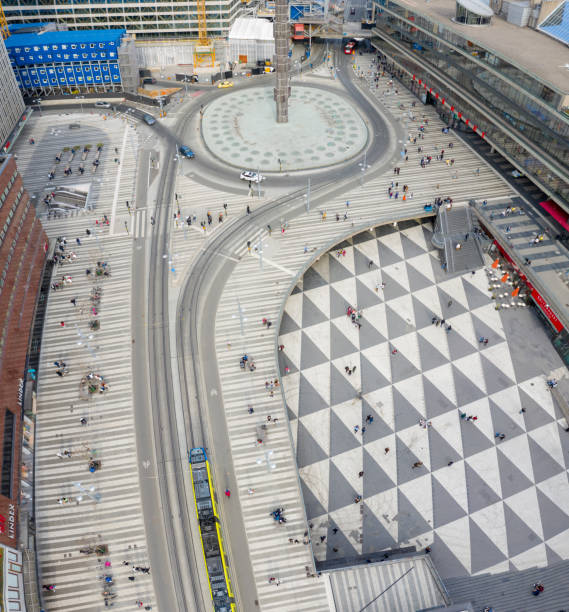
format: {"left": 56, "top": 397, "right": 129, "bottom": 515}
{"left": 194, "top": 0, "right": 215, "bottom": 67}
{"left": 0, "top": 2, "right": 10, "bottom": 41}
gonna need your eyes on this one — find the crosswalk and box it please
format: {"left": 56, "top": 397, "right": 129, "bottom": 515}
{"left": 207, "top": 62, "right": 516, "bottom": 611}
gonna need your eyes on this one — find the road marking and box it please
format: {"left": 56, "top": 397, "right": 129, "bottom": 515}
{"left": 109, "top": 124, "right": 129, "bottom": 235}
{"left": 250, "top": 252, "right": 296, "bottom": 276}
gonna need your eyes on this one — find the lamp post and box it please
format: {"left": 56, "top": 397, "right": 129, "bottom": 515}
{"left": 75, "top": 95, "right": 85, "bottom": 113}
{"left": 73, "top": 482, "right": 102, "bottom": 503}
{"left": 359, "top": 151, "right": 370, "bottom": 186}
{"left": 256, "top": 450, "right": 276, "bottom": 472}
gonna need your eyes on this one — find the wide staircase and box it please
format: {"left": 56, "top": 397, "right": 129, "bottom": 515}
{"left": 432, "top": 203, "right": 485, "bottom": 274}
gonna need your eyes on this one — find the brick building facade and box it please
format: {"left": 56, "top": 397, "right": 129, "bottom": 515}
{"left": 0, "top": 154, "right": 47, "bottom": 547}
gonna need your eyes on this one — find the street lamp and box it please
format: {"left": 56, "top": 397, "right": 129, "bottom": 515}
{"left": 256, "top": 450, "right": 276, "bottom": 472}
{"left": 75, "top": 95, "right": 85, "bottom": 113}
{"left": 33, "top": 98, "right": 43, "bottom": 116}
{"left": 73, "top": 482, "right": 102, "bottom": 503}
{"left": 359, "top": 152, "right": 370, "bottom": 186}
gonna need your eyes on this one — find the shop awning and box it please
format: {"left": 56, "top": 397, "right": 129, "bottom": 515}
{"left": 539, "top": 200, "right": 569, "bottom": 231}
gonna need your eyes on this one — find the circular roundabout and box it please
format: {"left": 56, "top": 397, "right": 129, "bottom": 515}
{"left": 201, "top": 85, "right": 369, "bottom": 172}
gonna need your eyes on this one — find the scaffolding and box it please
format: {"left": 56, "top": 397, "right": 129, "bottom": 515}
{"left": 0, "top": 3, "right": 10, "bottom": 40}
{"left": 194, "top": 0, "right": 215, "bottom": 67}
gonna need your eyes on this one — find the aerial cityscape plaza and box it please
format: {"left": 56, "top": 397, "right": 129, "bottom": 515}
{"left": 0, "top": 0, "right": 568, "bottom": 609}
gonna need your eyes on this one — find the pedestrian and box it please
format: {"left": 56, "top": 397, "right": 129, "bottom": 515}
{"left": 447, "top": 461, "right": 454, "bottom": 466}
{"left": 70, "top": 298, "right": 77, "bottom": 306}
{"left": 531, "top": 583, "right": 544, "bottom": 596}
{"left": 412, "top": 461, "right": 423, "bottom": 469}
{"left": 359, "top": 471, "right": 364, "bottom": 477}
{"left": 246, "top": 205, "right": 251, "bottom": 215}
{"left": 368, "top": 260, "right": 373, "bottom": 268}
{"left": 76, "top": 237, "right": 81, "bottom": 246}
{"left": 385, "top": 447, "right": 390, "bottom": 454}
{"left": 332, "top": 527, "right": 338, "bottom": 534}
{"left": 60, "top": 321, "right": 65, "bottom": 327}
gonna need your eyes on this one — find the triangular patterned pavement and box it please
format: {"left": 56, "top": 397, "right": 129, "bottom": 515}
{"left": 429, "top": 427, "right": 463, "bottom": 471}
{"left": 391, "top": 349, "right": 421, "bottom": 383}
{"left": 355, "top": 277, "right": 381, "bottom": 310}
{"left": 396, "top": 489, "right": 433, "bottom": 542}
{"left": 396, "top": 436, "right": 428, "bottom": 486}
{"left": 503, "top": 504, "right": 543, "bottom": 558}
{"left": 469, "top": 517, "right": 508, "bottom": 573}
{"left": 330, "top": 285, "right": 349, "bottom": 320}
{"left": 362, "top": 509, "right": 399, "bottom": 552}
{"left": 528, "top": 437, "right": 565, "bottom": 484}
{"left": 452, "top": 365, "right": 486, "bottom": 407}
{"left": 330, "top": 364, "right": 357, "bottom": 407}
{"left": 432, "top": 477, "right": 467, "bottom": 528}
{"left": 328, "top": 460, "right": 359, "bottom": 513}
{"left": 418, "top": 334, "right": 449, "bottom": 372}
{"left": 302, "top": 293, "right": 328, "bottom": 328}
{"left": 329, "top": 255, "right": 353, "bottom": 283}
{"left": 400, "top": 232, "right": 427, "bottom": 260}
{"left": 280, "top": 310, "right": 300, "bottom": 334}
{"left": 359, "top": 321, "right": 387, "bottom": 351}
{"left": 431, "top": 530, "right": 470, "bottom": 579}
{"left": 300, "top": 474, "right": 328, "bottom": 518}
{"left": 298, "top": 373, "right": 328, "bottom": 417}
{"left": 300, "top": 331, "right": 329, "bottom": 369}
{"left": 330, "top": 321, "right": 359, "bottom": 360}
{"left": 461, "top": 276, "right": 491, "bottom": 310}
{"left": 393, "top": 386, "right": 425, "bottom": 431}
{"left": 297, "top": 420, "right": 328, "bottom": 468}
{"left": 496, "top": 449, "right": 534, "bottom": 499}
{"left": 537, "top": 489, "right": 569, "bottom": 541}
{"left": 447, "top": 328, "right": 478, "bottom": 362}
{"left": 353, "top": 247, "right": 375, "bottom": 276}
{"left": 519, "top": 388, "right": 555, "bottom": 431}
{"left": 329, "top": 409, "right": 361, "bottom": 457}
{"left": 464, "top": 462, "right": 501, "bottom": 514}
{"left": 303, "top": 266, "right": 328, "bottom": 291}
{"left": 422, "top": 375, "right": 456, "bottom": 419}
{"left": 481, "top": 355, "right": 515, "bottom": 395}
{"left": 360, "top": 353, "right": 390, "bottom": 395}
{"left": 363, "top": 448, "right": 396, "bottom": 497}
{"left": 489, "top": 399, "right": 526, "bottom": 441}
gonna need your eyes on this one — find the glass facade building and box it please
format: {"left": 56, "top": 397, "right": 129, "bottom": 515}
{"left": 2, "top": 0, "right": 245, "bottom": 40}
{"left": 371, "top": 0, "right": 569, "bottom": 213}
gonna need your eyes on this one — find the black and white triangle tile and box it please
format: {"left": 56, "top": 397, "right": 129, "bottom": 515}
{"left": 279, "top": 220, "right": 569, "bottom": 580}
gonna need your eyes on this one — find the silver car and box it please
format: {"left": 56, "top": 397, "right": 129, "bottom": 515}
{"left": 240, "top": 170, "right": 266, "bottom": 183}
{"left": 94, "top": 101, "right": 111, "bottom": 109}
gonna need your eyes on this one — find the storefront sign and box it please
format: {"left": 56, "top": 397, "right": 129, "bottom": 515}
{"left": 531, "top": 289, "right": 563, "bottom": 332}
{"left": 17, "top": 379, "right": 24, "bottom": 408}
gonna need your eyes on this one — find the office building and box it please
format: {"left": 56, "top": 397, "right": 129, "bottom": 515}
{"left": 5, "top": 26, "right": 138, "bottom": 96}
{"left": 0, "top": 37, "right": 25, "bottom": 151}
{"left": 371, "top": 0, "right": 569, "bottom": 213}
{"left": 2, "top": 0, "right": 244, "bottom": 40}
{"left": 0, "top": 154, "right": 48, "bottom": 550}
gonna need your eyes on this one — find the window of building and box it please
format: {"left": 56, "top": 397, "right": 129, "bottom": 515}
{"left": 80, "top": 44, "right": 86, "bottom": 49}
{"left": 101, "top": 53, "right": 106, "bottom": 58}
{"left": 109, "top": 41, "right": 115, "bottom": 46}
{"left": 72, "top": 44, "right": 77, "bottom": 49}
{"left": 42, "top": 45, "right": 49, "bottom": 51}
{"left": 39, "top": 69, "right": 46, "bottom": 74}
{"left": 24, "top": 47, "right": 30, "bottom": 52}
{"left": 64, "top": 54, "right": 69, "bottom": 60}
{"left": 14, "top": 48, "right": 20, "bottom": 53}
{"left": 33, "top": 46, "right": 39, "bottom": 51}
{"left": 61, "top": 44, "right": 67, "bottom": 50}
{"left": 37, "top": 55, "right": 43, "bottom": 60}
{"left": 57, "top": 67, "right": 63, "bottom": 73}
{"left": 73, "top": 54, "right": 79, "bottom": 59}
{"left": 28, "top": 56, "right": 33, "bottom": 61}
{"left": 90, "top": 43, "right": 95, "bottom": 49}
{"left": 19, "top": 57, "right": 24, "bottom": 62}
{"left": 99, "top": 43, "right": 105, "bottom": 48}
{"left": 52, "top": 45, "right": 58, "bottom": 50}
{"left": 82, "top": 53, "right": 87, "bottom": 58}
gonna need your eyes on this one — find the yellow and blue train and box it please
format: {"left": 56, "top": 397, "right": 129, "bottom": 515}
{"left": 189, "top": 447, "right": 236, "bottom": 612}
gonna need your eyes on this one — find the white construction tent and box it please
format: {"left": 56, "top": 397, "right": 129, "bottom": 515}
{"left": 228, "top": 17, "right": 275, "bottom": 65}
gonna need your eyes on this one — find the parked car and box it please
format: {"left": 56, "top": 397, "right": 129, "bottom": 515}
{"left": 179, "top": 145, "right": 195, "bottom": 159}
{"left": 344, "top": 41, "right": 356, "bottom": 55}
{"left": 94, "top": 101, "right": 111, "bottom": 108}
{"left": 142, "top": 114, "right": 156, "bottom": 126}
{"left": 240, "top": 170, "right": 265, "bottom": 183}
{"left": 217, "top": 80, "right": 234, "bottom": 88}
{"left": 143, "top": 77, "right": 157, "bottom": 85}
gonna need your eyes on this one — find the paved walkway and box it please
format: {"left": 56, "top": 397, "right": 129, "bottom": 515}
{"left": 209, "top": 59, "right": 515, "bottom": 609}
{"left": 12, "top": 113, "right": 157, "bottom": 611}
{"left": 280, "top": 219, "right": 568, "bottom": 582}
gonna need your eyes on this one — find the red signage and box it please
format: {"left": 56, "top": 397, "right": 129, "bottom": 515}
{"left": 531, "top": 289, "right": 563, "bottom": 332}
{"left": 492, "top": 241, "right": 563, "bottom": 332}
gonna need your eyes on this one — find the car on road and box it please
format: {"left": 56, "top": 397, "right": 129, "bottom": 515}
{"left": 511, "top": 169, "right": 524, "bottom": 178}
{"left": 240, "top": 170, "right": 265, "bottom": 183}
{"left": 179, "top": 145, "right": 195, "bottom": 159}
{"left": 94, "top": 101, "right": 112, "bottom": 108}
{"left": 344, "top": 41, "right": 356, "bottom": 55}
{"left": 143, "top": 77, "right": 157, "bottom": 85}
{"left": 142, "top": 114, "right": 156, "bottom": 126}
{"left": 217, "top": 80, "right": 234, "bottom": 88}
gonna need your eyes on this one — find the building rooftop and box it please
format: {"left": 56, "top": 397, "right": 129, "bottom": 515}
{"left": 4, "top": 28, "right": 127, "bottom": 49}
{"left": 383, "top": 0, "right": 569, "bottom": 94}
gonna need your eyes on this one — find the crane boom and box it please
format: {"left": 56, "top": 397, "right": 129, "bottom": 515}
{"left": 0, "top": 3, "right": 10, "bottom": 40}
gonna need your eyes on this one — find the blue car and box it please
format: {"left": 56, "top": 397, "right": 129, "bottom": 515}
{"left": 179, "top": 145, "right": 195, "bottom": 159}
